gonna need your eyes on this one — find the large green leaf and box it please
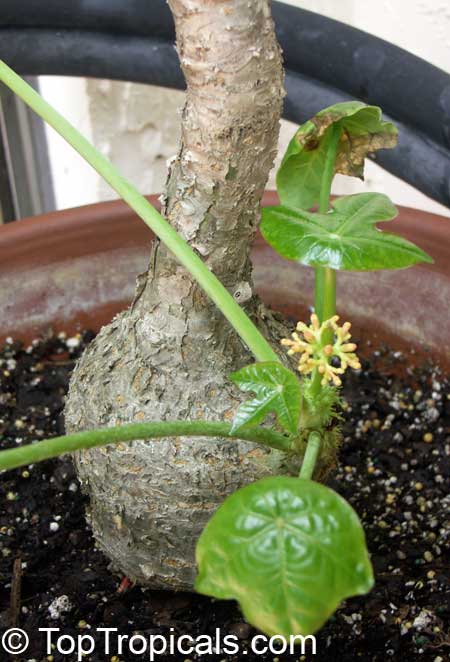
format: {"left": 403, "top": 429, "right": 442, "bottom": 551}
{"left": 196, "top": 476, "right": 374, "bottom": 636}
{"left": 230, "top": 362, "right": 301, "bottom": 435}
{"left": 261, "top": 192, "right": 433, "bottom": 271}
{"left": 277, "top": 101, "right": 397, "bottom": 209}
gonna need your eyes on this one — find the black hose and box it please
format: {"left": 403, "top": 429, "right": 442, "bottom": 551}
{"left": 1, "top": 1, "right": 449, "bottom": 208}
{"left": 1, "top": 0, "right": 449, "bottom": 152}
{"left": 1, "top": 28, "right": 449, "bottom": 208}
{"left": 0, "top": 0, "right": 174, "bottom": 38}
{"left": 1, "top": 30, "right": 184, "bottom": 90}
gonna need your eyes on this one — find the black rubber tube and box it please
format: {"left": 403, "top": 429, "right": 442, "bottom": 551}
{"left": 1, "top": 0, "right": 449, "bottom": 152}
{"left": 1, "top": 28, "right": 449, "bottom": 208}
{"left": 0, "top": 30, "right": 184, "bottom": 90}
{"left": 0, "top": 0, "right": 175, "bottom": 38}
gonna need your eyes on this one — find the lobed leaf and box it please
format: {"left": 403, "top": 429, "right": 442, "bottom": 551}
{"left": 277, "top": 101, "right": 398, "bottom": 210}
{"left": 229, "top": 362, "right": 301, "bottom": 435}
{"left": 261, "top": 192, "right": 433, "bottom": 271}
{"left": 196, "top": 476, "right": 374, "bottom": 637}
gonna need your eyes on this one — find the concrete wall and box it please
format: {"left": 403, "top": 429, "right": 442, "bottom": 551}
{"left": 39, "top": 0, "right": 450, "bottom": 216}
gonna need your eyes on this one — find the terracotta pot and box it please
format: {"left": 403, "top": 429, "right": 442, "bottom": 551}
{"left": 0, "top": 192, "right": 449, "bottom": 366}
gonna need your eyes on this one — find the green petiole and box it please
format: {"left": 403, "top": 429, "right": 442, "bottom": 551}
{"left": 0, "top": 61, "right": 278, "bottom": 365}
{"left": 314, "top": 123, "right": 341, "bottom": 324}
{"left": 309, "top": 125, "right": 341, "bottom": 404}
{"left": 0, "top": 421, "right": 292, "bottom": 472}
{"left": 299, "top": 431, "right": 321, "bottom": 480}
{"left": 304, "top": 124, "right": 341, "bottom": 472}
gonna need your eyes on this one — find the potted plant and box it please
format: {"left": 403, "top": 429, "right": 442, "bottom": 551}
{"left": 0, "top": 0, "right": 448, "bottom": 656}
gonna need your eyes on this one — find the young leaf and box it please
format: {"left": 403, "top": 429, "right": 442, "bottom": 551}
{"left": 229, "top": 362, "right": 301, "bottom": 435}
{"left": 261, "top": 192, "right": 433, "bottom": 271}
{"left": 277, "top": 101, "right": 397, "bottom": 209}
{"left": 196, "top": 476, "right": 374, "bottom": 637}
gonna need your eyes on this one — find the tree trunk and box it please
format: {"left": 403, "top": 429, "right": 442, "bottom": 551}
{"left": 65, "top": 0, "right": 288, "bottom": 590}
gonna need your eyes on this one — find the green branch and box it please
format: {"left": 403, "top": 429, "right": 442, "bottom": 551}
{"left": 318, "top": 124, "right": 342, "bottom": 215}
{"left": 299, "top": 431, "right": 321, "bottom": 480}
{"left": 311, "top": 124, "right": 341, "bottom": 398}
{"left": 0, "top": 60, "right": 278, "bottom": 365}
{"left": 0, "top": 421, "right": 292, "bottom": 472}
{"left": 314, "top": 123, "right": 341, "bottom": 323}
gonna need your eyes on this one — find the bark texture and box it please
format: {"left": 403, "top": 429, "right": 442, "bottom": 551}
{"left": 65, "top": 0, "right": 289, "bottom": 589}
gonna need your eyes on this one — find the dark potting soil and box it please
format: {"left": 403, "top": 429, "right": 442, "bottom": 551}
{"left": 0, "top": 332, "right": 448, "bottom": 662}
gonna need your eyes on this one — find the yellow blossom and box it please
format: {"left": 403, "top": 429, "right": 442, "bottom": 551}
{"left": 281, "top": 314, "right": 361, "bottom": 386}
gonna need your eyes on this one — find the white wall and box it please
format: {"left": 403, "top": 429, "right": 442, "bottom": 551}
{"left": 38, "top": 76, "right": 98, "bottom": 211}
{"left": 40, "top": 0, "right": 450, "bottom": 217}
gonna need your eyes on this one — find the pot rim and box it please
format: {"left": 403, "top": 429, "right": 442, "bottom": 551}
{"left": 0, "top": 191, "right": 449, "bottom": 367}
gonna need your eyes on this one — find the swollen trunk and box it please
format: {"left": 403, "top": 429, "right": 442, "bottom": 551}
{"left": 65, "top": 0, "right": 288, "bottom": 588}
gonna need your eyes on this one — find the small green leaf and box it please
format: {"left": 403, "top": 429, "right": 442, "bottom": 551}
{"left": 261, "top": 192, "right": 433, "bottom": 271}
{"left": 230, "top": 362, "right": 301, "bottom": 435}
{"left": 196, "top": 476, "right": 374, "bottom": 637}
{"left": 277, "top": 101, "right": 397, "bottom": 209}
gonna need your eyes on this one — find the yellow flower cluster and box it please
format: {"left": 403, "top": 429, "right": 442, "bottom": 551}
{"left": 281, "top": 314, "right": 361, "bottom": 386}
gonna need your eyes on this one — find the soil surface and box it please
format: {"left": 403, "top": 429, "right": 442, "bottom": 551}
{"left": 0, "top": 332, "right": 449, "bottom": 662}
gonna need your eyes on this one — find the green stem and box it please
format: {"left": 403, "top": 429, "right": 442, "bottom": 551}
{"left": 309, "top": 370, "right": 323, "bottom": 399}
{"left": 310, "top": 266, "right": 337, "bottom": 400}
{"left": 299, "top": 431, "right": 321, "bottom": 480}
{"left": 316, "top": 265, "right": 337, "bottom": 343}
{"left": 314, "top": 123, "right": 341, "bottom": 321}
{"left": 0, "top": 61, "right": 278, "bottom": 365}
{"left": 314, "top": 267, "right": 337, "bottom": 326}
{"left": 311, "top": 124, "right": 341, "bottom": 398}
{"left": 318, "top": 125, "right": 341, "bottom": 215}
{"left": 0, "top": 421, "right": 292, "bottom": 472}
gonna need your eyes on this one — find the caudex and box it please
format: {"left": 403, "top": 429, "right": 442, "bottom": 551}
{"left": 0, "top": 61, "right": 432, "bottom": 637}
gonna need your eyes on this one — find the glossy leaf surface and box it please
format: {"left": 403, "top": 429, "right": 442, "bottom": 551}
{"left": 277, "top": 101, "right": 397, "bottom": 209}
{"left": 196, "top": 476, "right": 374, "bottom": 636}
{"left": 261, "top": 192, "right": 433, "bottom": 271}
{"left": 229, "top": 362, "right": 301, "bottom": 435}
